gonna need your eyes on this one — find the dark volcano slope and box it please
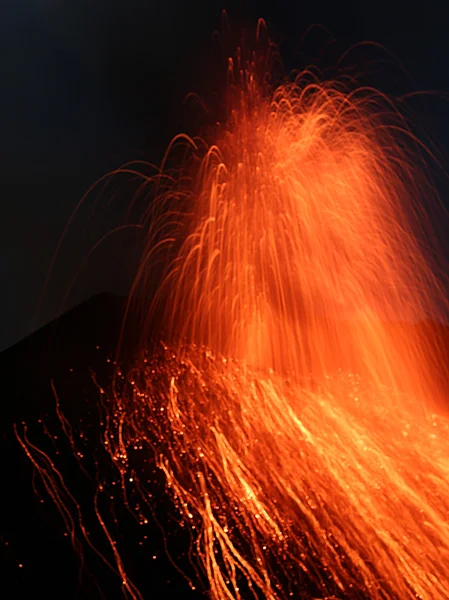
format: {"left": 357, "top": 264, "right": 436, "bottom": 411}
{"left": 0, "top": 294, "right": 202, "bottom": 599}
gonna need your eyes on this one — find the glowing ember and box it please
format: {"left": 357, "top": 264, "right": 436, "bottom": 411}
{"left": 19, "top": 24, "right": 449, "bottom": 600}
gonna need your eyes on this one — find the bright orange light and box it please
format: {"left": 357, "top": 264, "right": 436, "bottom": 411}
{"left": 119, "top": 39, "right": 449, "bottom": 598}
{"left": 20, "top": 25, "right": 449, "bottom": 600}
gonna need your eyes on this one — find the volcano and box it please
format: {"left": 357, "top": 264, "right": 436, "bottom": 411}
{"left": 2, "top": 294, "right": 449, "bottom": 598}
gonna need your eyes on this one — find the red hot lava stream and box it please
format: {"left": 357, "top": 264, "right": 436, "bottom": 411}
{"left": 20, "top": 26, "right": 449, "bottom": 600}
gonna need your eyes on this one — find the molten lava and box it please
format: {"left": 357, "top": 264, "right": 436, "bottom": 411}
{"left": 21, "top": 27, "right": 449, "bottom": 600}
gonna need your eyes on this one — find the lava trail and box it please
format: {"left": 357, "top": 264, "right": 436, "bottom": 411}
{"left": 22, "top": 25, "right": 449, "bottom": 600}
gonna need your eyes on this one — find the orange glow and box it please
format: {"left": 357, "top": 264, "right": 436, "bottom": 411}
{"left": 19, "top": 25, "right": 449, "bottom": 600}
{"left": 156, "top": 63, "right": 442, "bottom": 403}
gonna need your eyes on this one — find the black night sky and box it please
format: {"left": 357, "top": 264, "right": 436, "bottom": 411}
{"left": 2, "top": 0, "right": 449, "bottom": 350}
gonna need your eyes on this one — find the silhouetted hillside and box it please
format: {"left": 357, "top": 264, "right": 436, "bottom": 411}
{"left": 0, "top": 293, "right": 201, "bottom": 599}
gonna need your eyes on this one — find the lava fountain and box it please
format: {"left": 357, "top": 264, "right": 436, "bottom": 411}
{"left": 104, "top": 34, "right": 449, "bottom": 598}
{"left": 22, "top": 24, "right": 449, "bottom": 600}
{"left": 154, "top": 53, "right": 443, "bottom": 401}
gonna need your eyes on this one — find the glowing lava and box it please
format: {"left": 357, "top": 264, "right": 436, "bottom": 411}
{"left": 21, "top": 24, "right": 449, "bottom": 600}
{"left": 104, "top": 37, "right": 449, "bottom": 598}
{"left": 110, "top": 346, "right": 449, "bottom": 599}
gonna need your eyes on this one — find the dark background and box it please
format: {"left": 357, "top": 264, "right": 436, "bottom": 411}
{"left": 2, "top": 0, "right": 449, "bottom": 351}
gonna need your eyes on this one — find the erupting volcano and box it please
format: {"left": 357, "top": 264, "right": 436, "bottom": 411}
{"left": 20, "top": 23, "right": 449, "bottom": 600}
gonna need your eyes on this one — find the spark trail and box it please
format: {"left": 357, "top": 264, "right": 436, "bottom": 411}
{"left": 104, "top": 38, "right": 449, "bottom": 598}
{"left": 21, "top": 25, "right": 449, "bottom": 600}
